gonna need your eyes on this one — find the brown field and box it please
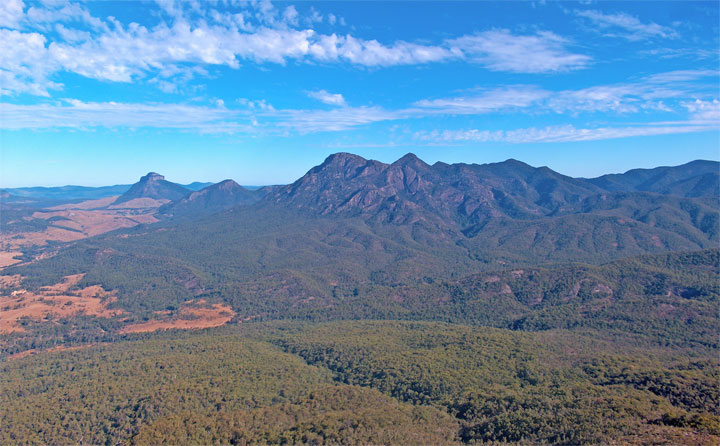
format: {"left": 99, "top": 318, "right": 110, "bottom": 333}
{"left": 0, "top": 274, "right": 124, "bottom": 333}
{"left": 32, "top": 209, "right": 160, "bottom": 237}
{"left": 107, "top": 197, "right": 169, "bottom": 209}
{"left": 47, "top": 196, "right": 119, "bottom": 211}
{"left": 0, "top": 197, "right": 163, "bottom": 257}
{"left": 120, "top": 301, "right": 235, "bottom": 333}
{"left": 0, "top": 252, "right": 23, "bottom": 269}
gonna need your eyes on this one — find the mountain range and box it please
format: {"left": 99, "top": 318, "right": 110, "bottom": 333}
{"left": 4, "top": 153, "right": 717, "bottom": 321}
{"left": 121, "top": 153, "right": 718, "bottom": 231}
{"left": 1, "top": 153, "right": 718, "bottom": 445}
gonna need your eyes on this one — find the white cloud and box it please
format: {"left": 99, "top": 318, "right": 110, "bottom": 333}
{"left": 448, "top": 30, "right": 589, "bottom": 73}
{"left": 0, "top": 1, "right": 596, "bottom": 96}
{"left": 0, "top": 0, "right": 24, "bottom": 29}
{"left": 282, "top": 5, "right": 299, "bottom": 27}
{"left": 54, "top": 23, "right": 90, "bottom": 42}
{"left": 310, "top": 33, "right": 456, "bottom": 66}
{"left": 307, "top": 90, "right": 346, "bottom": 106}
{"left": 682, "top": 99, "right": 720, "bottom": 122}
{"left": 575, "top": 10, "right": 677, "bottom": 41}
{"left": 26, "top": 2, "right": 105, "bottom": 30}
{"left": 0, "top": 28, "right": 61, "bottom": 96}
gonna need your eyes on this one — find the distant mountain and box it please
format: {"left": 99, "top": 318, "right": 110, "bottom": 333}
{"left": 0, "top": 185, "right": 131, "bottom": 203}
{"left": 1, "top": 181, "right": 210, "bottom": 204}
{"left": 183, "top": 182, "right": 215, "bottom": 191}
{"left": 113, "top": 173, "right": 190, "bottom": 205}
{"left": 588, "top": 160, "right": 719, "bottom": 198}
{"left": 160, "top": 180, "right": 266, "bottom": 218}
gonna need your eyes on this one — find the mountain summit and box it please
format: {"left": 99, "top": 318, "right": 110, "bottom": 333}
{"left": 113, "top": 172, "right": 190, "bottom": 204}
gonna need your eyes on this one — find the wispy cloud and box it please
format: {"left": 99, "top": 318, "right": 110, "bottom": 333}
{"left": 575, "top": 9, "right": 677, "bottom": 41}
{"left": 268, "top": 106, "right": 400, "bottom": 133}
{"left": 644, "top": 69, "right": 719, "bottom": 84}
{"left": 0, "top": 98, "right": 402, "bottom": 134}
{"left": 0, "top": 100, "right": 252, "bottom": 133}
{"left": 3, "top": 66, "right": 717, "bottom": 135}
{"left": 413, "top": 86, "right": 550, "bottom": 114}
{"left": 411, "top": 70, "right": 718, "bottom": 116}
{"left": 307, "top": 90, "right": 346, "bottom": 106}
{"left": 447, "top": 30, "right": 590, "bottom": 73}
{"left": 415, "top": 122, "right": 719, "bottom": 145}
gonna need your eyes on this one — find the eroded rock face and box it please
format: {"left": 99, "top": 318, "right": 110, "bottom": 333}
{"left": 266, "top": 152, "right": 605, "bottom": 226}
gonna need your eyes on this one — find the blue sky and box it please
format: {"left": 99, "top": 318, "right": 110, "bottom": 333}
{"left": 1, "top": 0, "right": 718, "bottom": 187}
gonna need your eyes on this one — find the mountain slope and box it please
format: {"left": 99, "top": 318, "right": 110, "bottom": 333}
{"left": 113, "top": 173, "right": 190, "bottom": 204}
{"left": 159, "top": 180, "right": 265, "bottom": 218}
{"left": 266, "top": 153, "right": 606, "bottom": 226}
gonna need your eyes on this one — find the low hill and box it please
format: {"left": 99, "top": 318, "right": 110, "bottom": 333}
{"left": 160, "top": 180, "right": 266, "bottom": 218}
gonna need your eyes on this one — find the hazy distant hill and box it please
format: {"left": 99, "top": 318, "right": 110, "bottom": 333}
{"left": 0, "top": 181, "right": 212, "bottom": 204}
{"left": 587, "top": 159, "right": 719, "bottom": 198}
{"left": 112, "top": 172, "right": 191, "bottom": 204}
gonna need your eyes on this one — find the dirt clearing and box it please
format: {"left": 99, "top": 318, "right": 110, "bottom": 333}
{"left": 0, "top": 274, "right": 123, "bottom": 333}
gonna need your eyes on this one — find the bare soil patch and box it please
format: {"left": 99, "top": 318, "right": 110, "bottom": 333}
{"left": 0, "top": 274, "right": 123, "bottom": 333}
{"left": 120, "top": 302, "right": 235, "bottom": 333}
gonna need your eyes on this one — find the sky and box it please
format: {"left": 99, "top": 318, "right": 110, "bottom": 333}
{"left": 0, "top": 0, "right": 718, "bottom": 187}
